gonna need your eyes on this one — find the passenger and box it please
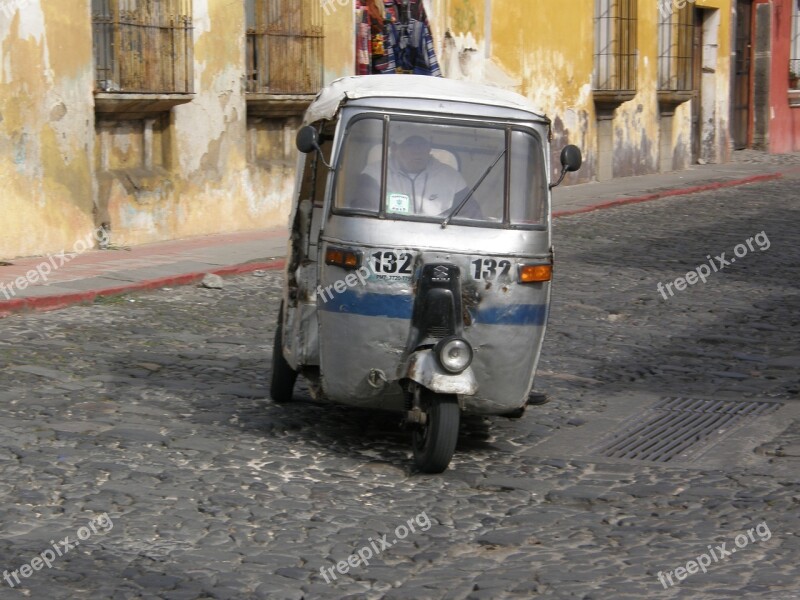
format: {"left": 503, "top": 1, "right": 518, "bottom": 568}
{"left": 358, "top": 135, "right": 481, "bottom": 218}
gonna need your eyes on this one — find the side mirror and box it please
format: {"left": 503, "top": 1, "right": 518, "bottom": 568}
{"left": 296, "top": 125, "right": 333, "bottom": 170}
{"left": 560, "top": 144, "right": 583, "bottom": 172}
{"left": 296, "top": 125, "right": 320, "bottom": 154}
{"left": 550, "top": 144, "right": 582, "bottom": 189}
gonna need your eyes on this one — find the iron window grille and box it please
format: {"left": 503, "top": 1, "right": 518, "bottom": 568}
{"left": 246, "top": 0, "right": 324, "bottom": 94}
{"left": 92, "top": 0, "right": 194, "bottom": 94}
{"left": 593, "top": 0, "right": 638, "bottom": 91}
{"left": 657, "top": 1, "right": 695, "bottom": 91}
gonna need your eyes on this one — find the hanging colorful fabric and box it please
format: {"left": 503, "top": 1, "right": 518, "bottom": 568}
{"left": 355, "top": 0, "right": 439, "bottom": 77}
{"left": 356, "top": 4, "right": 372, "bottom": 76}
{"left": 381, "top": 0, "right": 441, "bottom": 77}
{"left": 409, "top": 19, "right": 441, "bottom": 77}
{"left": 374, "top": 18, "right": 397, "bottom": 73}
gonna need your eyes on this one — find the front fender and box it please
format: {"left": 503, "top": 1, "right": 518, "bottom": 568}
{"left": 405, "top": 349, "right": 478, "bottom": 396}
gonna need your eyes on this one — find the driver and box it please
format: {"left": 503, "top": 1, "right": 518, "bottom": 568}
{"left": 359, "top": 135, "right": 480, "bottom": 218}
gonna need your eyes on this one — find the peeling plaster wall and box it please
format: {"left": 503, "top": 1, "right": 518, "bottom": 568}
{"left": 0, "top": 0, "right": 95, "bottom": 258}
{"left": 323, "top": 0, "right": 355, "bottom": 85}
{"left": 2, "top": 0, "right": 354, "bottom": 258}
{"left": 432, "top": 0, "right": 598, "bottom": 184}
{"left": 429, "top": 0, "right": 732, "bottom": 183}
{"left": 1, "top": 0, "right": 734, "bottom": 258}
{"left": 100, "top": 0, "right": 287, "bottom": 247}
{"left": 697, "top": 0, "right": 733, "bottom": 164}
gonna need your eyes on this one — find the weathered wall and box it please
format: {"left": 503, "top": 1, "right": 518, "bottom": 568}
{"left": 696, "top": 0, "right": 733, "bottom": 164}
{"left": 99, "top": 0, "right": 258, "bottom": 246}
{"left": 98, "top": 0, "right": 320, "bottom": 248}
{"left": 0, "top": 0, "right": 738, "bottom": 258}
{"left": 428, "top": 0, "right": 732, "bottom": 183}
{"left": 323, "top": 0, "right": 355, "bottom": 84}
{"left": 1, "top": 0, "right": 353, "bottom": 259}
{"left": 753, "top": 0, "right": 800, "bottom": 152}
{"left": 0, "top": 0, "right": 96, "bottom": 258}
{"left": 430, "top": 0, "right": 594, "bottom": 183}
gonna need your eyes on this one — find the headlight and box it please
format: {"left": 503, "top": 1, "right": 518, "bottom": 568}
{"left": 435, "top": 337, "right": 473, "bottom": 374}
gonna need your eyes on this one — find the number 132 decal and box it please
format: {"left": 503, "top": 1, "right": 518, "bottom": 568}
{"left": 472, "top": 258, "right": 512, "bottom": 281}
{"left": 372, "top": 251, "right": 414, "bottom": 275}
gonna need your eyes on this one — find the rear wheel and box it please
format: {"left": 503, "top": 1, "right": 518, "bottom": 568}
{"left": 270, "top": 303, "right": 298, "bottom": 403}
{"left": 412, "top": 390, "right": 460, "bottom": 473}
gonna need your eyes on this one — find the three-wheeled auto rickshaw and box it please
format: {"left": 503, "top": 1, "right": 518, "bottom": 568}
{"left": 271, "top": 75, "right": 581, "bottom": 473}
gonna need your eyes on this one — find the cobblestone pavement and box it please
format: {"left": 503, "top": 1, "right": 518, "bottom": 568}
{"left": 1, "top": 176, "right": 799, "bottom": 600}
{"left": 730, "top": 149, "right": 800, "bottom": 166}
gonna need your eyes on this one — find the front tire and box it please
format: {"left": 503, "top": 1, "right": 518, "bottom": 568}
{"left": 270, "top": 303, "right": 298, "bottom": 403}
{"left": 412, "top": 391, "right": 460, "bottom": 473}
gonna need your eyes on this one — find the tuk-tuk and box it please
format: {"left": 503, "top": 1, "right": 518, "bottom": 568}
{"left": 271, "top": 75, "right": 581, "bottom": 473}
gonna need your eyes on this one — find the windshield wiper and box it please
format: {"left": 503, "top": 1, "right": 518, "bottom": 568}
{"left": 441, "top": 149, "right": 506, "bottom": 228}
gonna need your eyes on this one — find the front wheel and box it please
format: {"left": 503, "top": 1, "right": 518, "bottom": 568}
{"left": 412, "top": 391, "right": 460, "bottom": 473}
{"left": 270, "top": 303, "right": 298, "bottom": 403}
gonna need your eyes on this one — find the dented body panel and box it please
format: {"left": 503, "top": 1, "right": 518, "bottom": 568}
{"left": 280, "top": 76, "right": 557, "bottom": 417}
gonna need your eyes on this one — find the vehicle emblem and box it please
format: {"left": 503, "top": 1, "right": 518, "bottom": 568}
{"left": 433, "top": 265, "right": 450, "bottom": 282}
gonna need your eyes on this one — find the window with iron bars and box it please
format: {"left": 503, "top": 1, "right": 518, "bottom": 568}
{"left": 791, "top": 0, "right": 800, "bottom": 87}
{"left": 245, "top": 0, "right": 324, "bottom": 95}
{"left": 593, "top": 0, "right": 638, "bottom": 91}
{"left": 92, "top": 0, "right": 194, "bottom": 94}
{"left": 657, "top": 2, "right": 695, "bottom": 91}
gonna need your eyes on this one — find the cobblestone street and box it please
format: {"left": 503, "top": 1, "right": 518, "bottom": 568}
{"left": 1, "top": 177, "right": 799, "bottom": 599}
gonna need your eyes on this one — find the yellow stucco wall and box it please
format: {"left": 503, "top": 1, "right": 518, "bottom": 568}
{"left": 0, "top": 1, "right": 96, "bottom": 258}
{"left": 1, "top": 0, "right": 354, "bottom": 259}
{"left": 323, "top": 0, "right": 355, "bottom": 84}
{"left": 0, "top": 0, "right": 732, "bottom": 259}
{"left": 97, "top": 0, "right": 288, "bottom": 247}
{"left": 430, "top": 0, "right": 732, "bottom": 181}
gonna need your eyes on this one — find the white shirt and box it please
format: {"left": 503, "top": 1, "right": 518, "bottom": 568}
{"left": 362, "top": 156, "right": 468, "bottom": 216}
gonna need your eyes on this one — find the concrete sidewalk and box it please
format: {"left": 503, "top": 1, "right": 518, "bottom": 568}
{"left": 0, "top": 230, "right": 288, "bottom": 317}
{"left": 552, "top": 159, "right": 791, "bottom": 216}
{"left": 2, "top": 157, "right": 798, "bottom": 318}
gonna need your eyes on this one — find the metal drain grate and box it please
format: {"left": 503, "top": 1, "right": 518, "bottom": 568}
{"left": 595, "top": 397, "right": 782, "bottom": 463}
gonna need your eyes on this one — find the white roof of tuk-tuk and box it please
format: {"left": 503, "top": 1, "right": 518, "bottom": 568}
{"left": 304, "top": 75, "right": 549, "bottom": 124}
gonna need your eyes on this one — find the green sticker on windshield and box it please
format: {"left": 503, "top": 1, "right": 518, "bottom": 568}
{"left": 387, "top": 193, "right": 411, "bottom": 215}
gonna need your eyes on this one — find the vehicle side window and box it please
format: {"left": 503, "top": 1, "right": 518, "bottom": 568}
{"left": 509, "top": 131, "right": 546, "bottom": 225}
{"left": 335, "top": 118, "right": 384, "bottom": 212}
{"left": 298, "top": 130, "right": 333, "bottom": 208}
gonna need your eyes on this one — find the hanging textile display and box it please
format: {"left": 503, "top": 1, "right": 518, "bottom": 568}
{"left": 355, "top": 0, "right": 395, "bottom": 75}
{"left": 355, "top": 0, "right": 441, "bottom": 77}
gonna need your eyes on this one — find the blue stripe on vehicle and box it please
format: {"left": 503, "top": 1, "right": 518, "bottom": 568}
{"left": 318, "top": 290, "right": 547, "bottom": 325}
{"left": 472, "top": 304, "right": 548, "bottom": 326}
{"left": 319, "top": 290, "right": 415, "bottom": 319}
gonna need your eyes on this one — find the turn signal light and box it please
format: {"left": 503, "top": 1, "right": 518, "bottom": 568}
{"left": 325, "top": 247, "right": 361, "bottom": 269}
{"left": 519, "top": 264, "right": 552, "bottom": 283}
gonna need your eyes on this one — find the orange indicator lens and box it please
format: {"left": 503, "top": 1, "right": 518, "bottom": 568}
{"left": 519, "top": 264, "right": 552, "bottom": 283}
{"left": 325, "top": 247, "right": 361, "bottom": 269}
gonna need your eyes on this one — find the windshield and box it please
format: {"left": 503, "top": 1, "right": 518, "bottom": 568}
{"left": 333, "top": 116, "right": 547, "bottom": 227}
